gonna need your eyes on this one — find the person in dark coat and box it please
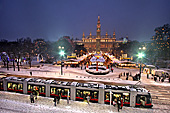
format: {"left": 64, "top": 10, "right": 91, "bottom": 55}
{"left": 111, "top": 68, "right": 113, "bottom": 73}
{"left": 53, "top": 97, "right": 57, "bottom": 106}
{"left": 57, "top": 95, "right": 60, "bottom": 104}
{"left": 30, "top": 71, "right": 32, "bottom": 76}
{"left": 117, "top": 98, "right": 121, "bottom": 112}
{"left": 30, "top": 93, "right": 34, "bottom": 103}
{"left": 120, "top": 97, "right": 123, "bottom": 109}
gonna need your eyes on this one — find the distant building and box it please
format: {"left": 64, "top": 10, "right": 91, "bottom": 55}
{"left": 79, "top": 16, "right": 129, "bottom": 53}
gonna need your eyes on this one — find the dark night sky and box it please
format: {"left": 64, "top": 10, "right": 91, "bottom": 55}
{"left": 0, "top": 0, "right": 170, "bottom": 42}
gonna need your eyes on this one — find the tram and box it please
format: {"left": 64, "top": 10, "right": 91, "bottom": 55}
{"left": 0, "top": 76, "right": 153, "bottom": 108}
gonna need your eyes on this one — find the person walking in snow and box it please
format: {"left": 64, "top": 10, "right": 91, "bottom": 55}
{"left": 57, "top": 95, "right": 60, "bottom": 104}
{"left": 117, "top": 98, "right": 121, "bottom": 112}
{"left": 30, "top": 93, "right": 34, "bottom": 103}
{"left": 53, "top": 97, "right": 57, "bottom": 106}
{"left": 86, "top": 95, "right": 90, "bottom": 105}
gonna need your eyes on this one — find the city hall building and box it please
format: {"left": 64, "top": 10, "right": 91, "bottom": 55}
{"left": 81, "top": 16, "right": 127, "bottom": 53}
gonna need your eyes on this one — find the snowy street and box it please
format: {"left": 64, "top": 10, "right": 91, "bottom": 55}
{"left": 0, "top": 91, "right": 169, "bottom": 113}
{"left": 0, "top": 64, "right": 170, "bottom": 113}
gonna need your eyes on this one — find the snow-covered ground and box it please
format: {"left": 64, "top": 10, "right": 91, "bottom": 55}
{"left": 0, "top": 63, "right": 170, "bottom": 113}
{"left": 0, "top": 91, "right": 169, "bottom": 113}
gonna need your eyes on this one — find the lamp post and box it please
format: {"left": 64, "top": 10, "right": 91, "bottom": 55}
{"left": 59, "top": 46, "right": 65, "bottom": 75}
{"left": 137, "top": 52, "right": 145, "bottom": 80}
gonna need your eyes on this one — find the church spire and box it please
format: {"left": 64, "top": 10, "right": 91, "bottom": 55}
{"left": 105, "top": 32, "right": 108, "bottom": 38}
{"left": 113, "top": 30, "right": 116, "bottom": 41}
{"left": 96, "top": 16, "right": 101, "bottom": 39}
{"left": 82, "top": 32, "right": 85, "bottom": 38}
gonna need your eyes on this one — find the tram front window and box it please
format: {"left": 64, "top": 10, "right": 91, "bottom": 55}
{"left": 136, "top": 94, "right": 153, "bottom": 108}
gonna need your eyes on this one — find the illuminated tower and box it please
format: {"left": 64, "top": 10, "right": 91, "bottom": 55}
{"left": 82, "top": 32, "right": 85, "bottom": 41}
{"left": 113, "top": 31, "right": 116, "bottom": 41}
{"left": 96, "top": 16, "right": 101, "bottom": 52}
{"left": 105, "top": 32, "right": 108, "bottom": 38}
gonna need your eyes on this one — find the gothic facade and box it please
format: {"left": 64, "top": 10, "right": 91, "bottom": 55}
{"left": 82, "top": 16, "right": 117, "bottom": 53}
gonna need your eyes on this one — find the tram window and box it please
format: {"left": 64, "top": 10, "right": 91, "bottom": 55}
{"left": 123, "top": 93, "right": 130, "bottom": 103}
{"left": 91, "top": 92, "right": 98, "bottom": 99}
{"left": 39, "top": 87, "right": 42, "bottom": 93}
{"left": 113, "top": 93, "right": 122, "bottom": 100}
{"left": 28, "top": 85, "right": 33, "bottom": 91}
{"left": 42, "top": 86, "right": 45, "bottom": 93}
{"left": 62, "top": 89, "right": 69, "bottom": 96}
{"left": 33, "top": 86, "right": 39, "bottom": 91}
{"left": 0, "top": 82, "right": 3, "bottom": 88}
{"left": 8, "top": 83, "right": 12, "bottom": 89}
{"left": 105, "top": 92, "right": 110, "bottom": 101}
{"left": 12, "top": 84, "right": 17, "bottom": 90}
{"left": 57, "top": 89, "right": 61, "bottom": 95}
{"left": 18, "top": 84, "right": 23, "bottom": 90}
{"left": 51, "top": 87, "right": 55, "bottom": 94}
{"left": 76, "top": 90, "right": 83, "bottom": 97}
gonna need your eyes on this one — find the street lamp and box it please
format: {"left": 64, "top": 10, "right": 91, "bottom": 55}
{"left": 59, "top": 46, "right": 65, "bottom": 75}
{"left": 137, "top": 52, "right": 145, "bottom": 79}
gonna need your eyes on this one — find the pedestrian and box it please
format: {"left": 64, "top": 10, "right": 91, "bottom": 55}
{"left": 154, "top": 76, "right": 157, "bottom": 82}
{"left": 86, "top": 95, "right": 90, "bottom": 105}
{"left": 123, "top": 72, "right": 125, "bottom": 76}
{"left": 159, "top": 76, "right": 161, "bottom": 81}
{"left": 57, "top": 95, "right": 60, "bottom": 104}
{"left": 130, "top": 72, "right": 132, "bottom": 76}
{"left": 67, "top": 96, "right": 69, "bottom": 104}
{"left": 30, "top": 71, "right": 32, "bottom": 76}
{"left": 117, "top": 98, "right": 121, "bottom": 112}
{"left": 53, "top": 97, "right": 57, "bottom": 106}
{"left": 126, "top": 74, "right": 128, "bottom": 80}
{"left": 161, "top": 78, "right": 164, "bottom": 82}
{"left": 30, "top": 93, "right": 34, "bottom": 103}
{"left": 113, "top": 99, "right": 116, "bottom": 107}
{"left": 120, "top": 97, "right": 123, "bottom": 109}
{"left": 111, "top": 68, "right": 113, "bottom": 73}
{"left": 35, "top": 90, "right": 37, "bottom": 100}
{"left": 119, "top": 74, "right": 121, "bottom": 78}
{"left": 169, "top": 77, "right": 170, "bottom": 83}
{"left": 147, "top": 74, "right": 149, "bottom": 79}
